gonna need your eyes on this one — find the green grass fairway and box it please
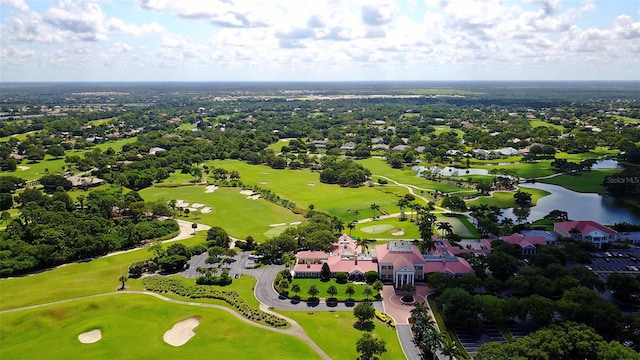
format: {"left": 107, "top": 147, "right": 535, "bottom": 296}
{"left": 356, "top": 158, "right": 467, "bottom": 193}
{"left": 352, "top": 218, "right": 421, "bottom": 240}
{"left": 436, "top": 216, "right": 474, "bottom": 238}
{"left": 278, "top": 310, "right": 403, "bottom": 360}
{"left": 0, "top": 234, "right": 206, "bottom": 311}
{"left": 474, "top": 161, "right": 556, "bottom": 179}
{"left": 529, "top": 119, "right": 564, "bottom": 131}
{"left": 92, "top": 137, "right": 137, "bottom": 152}
{"left": 0, "top": 130, "right": 38, "bottom": 143}
{"left": 609, "top": 114, "right": 640, "bottom": 124}
{"left": 266, "top": 138, "right": 292, "bottom": 152}
{"left": 466, "top": 188, "right": 550, "bottom": 208}
{"left": 539, "top": 169, "right": 621, "bottom": 194}
{"left": 206, "top": 160, "right": 403, "bottom": 220}
{"left": 0, "top": 294, "right": 321, "bottom": 360}
{"left": 139, "top": 186, "right": 303, "bottom": 241}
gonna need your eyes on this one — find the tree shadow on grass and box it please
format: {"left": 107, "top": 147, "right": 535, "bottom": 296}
{"left": 353, "top": 321, "right": 375, "bottom": 332}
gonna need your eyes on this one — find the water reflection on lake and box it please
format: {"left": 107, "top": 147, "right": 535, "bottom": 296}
{"left": 502, "top": 182, "right": 640, "bottom": 225}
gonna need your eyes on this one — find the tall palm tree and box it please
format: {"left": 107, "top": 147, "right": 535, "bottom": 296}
{"left": 332, "top": 216, "right": 345, "bottom": 234}
{"left": 397, "top": 198, "right": 410, "bottom": 221}
{"left": 348, "top": 221, "right": 357, "bottom": 235}
{"left": 420, "top": 330, "right": 444, "bottom": 360}
{"left": 370, "top": 203, "right": 380, "bottom": 219}
{"left": 440, "top": 337, "right": 463, "bottom": 360}
{"left": 436, "top": 221, "right": 453, "bottom": 238}
{"left": 356, "top": 237, "right": 374, "bottom": 254}
{"left": 118, "top": 275, "right": 127, "bottom": 290}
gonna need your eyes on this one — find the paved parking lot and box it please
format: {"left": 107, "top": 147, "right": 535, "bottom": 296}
{"left": 454, "top": 323, "right": 506, "bottom": 357}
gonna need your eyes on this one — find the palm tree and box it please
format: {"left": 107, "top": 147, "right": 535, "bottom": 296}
{"left": 168, "top": 199, "right": 176, "bottom": 218}
{"left": 363, "top": 286, "right": 373, "bottom": 301}
{"left": 370, "top": 203, "right": 380, "bottom": 219}
{"left": 332, "top": 217, "right": 345, "bottom": 234}
{"left": 436, "top": 221, "right": 453, "bottom": 238}
{"left": 327, "top": 285, "right": 338, "bottom": 299}
{"left": 348, "top": 221, "right": 357, "bottom": 235}
{"left": 345, "top": 284, "right": 356, "bottom": 300}
{"left": 372, "top": 280, "right": 383, "bottom": 293}
{"left": 569, "top": 227, "right": 581, "bottom": 240}
{"left": 421, "top": 330, "right": 444, "bottom": 360}
{"left": 397, "top": 198, "right": 410, "bottom": 221}
{"left": 77, "top": 195, "right": 86, "bottom": 211}
{"left": 191, "top": 222, "right": 197, "bottom": 235}
{"left": 440, "top": 337, "right": 463, "bottom": 360}
{"left": 356, "top": 237, "right": 374, "bottom": 254}
{"left": 307, "top": 284, "right": 319, "bottom": 299}
{"left": 291, "top": 283, "right": 301, "bottom": 298}
{"left": 118, "top": 275, "right": 127, "bottom": 290}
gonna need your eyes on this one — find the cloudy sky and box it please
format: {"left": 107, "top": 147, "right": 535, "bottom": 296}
{"left": 1, "top": 0, "right": 639, "bottom": 82}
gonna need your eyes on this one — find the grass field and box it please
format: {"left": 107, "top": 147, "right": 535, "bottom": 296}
{"left": 287, "top": 279, "right": 380, "bottom": 302}
{"left": 436, "top": 215, "right": 476, "bottom": 238}
{"left": 266, "top": 138, "right": 292, "bottom": 152}
{"left": 86, "top": 117, "right": 116, "bottom": 126}
{"left": 473, "top": 161, "right": 556, "bottom": 179}
{"left": 0, "top": 233, "right": 207, "bottom": 311}
{"left": 352, "top": 217, "right": 421, "bottom": 240}
{"left": 0, "top": 294, "right": 321, "bottom": 360}
{"left": 432, "top": 125, "right": 465, "bottom": 137}
{"left": 139, "top": 186, "right": 303, "bottom": 241}
{"left": 206, "top": 160, "right": 403, "bottom": 220}
{"left": 529, "top": 119, "right": 565, "bottom": 131}
{"left": 278, "top": 310, "right": 403, "bottom": 360}
{"left": 609, "top": 114, "right": 640, "bottom": 124}
{"left": 0, "top": 130, "right": 39, "bottom": 143}
{"left": 92, "top": 137, "right": 137, "bottom": 152}
{"left": 539, "top": 169, "right": 621, "bottom": 194}
{"left": 466, "top": 188, "right": 550, "bottom": 208}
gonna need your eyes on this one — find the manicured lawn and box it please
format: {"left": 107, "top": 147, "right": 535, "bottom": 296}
{"left": 466, "top": 188, "right": 550, "bottom": 208}
{"left": 86, "top": 117, "right": 116, "bottom": 126}
{"left": 0, "top": 294, "right": 321, "bottom": 360}
{"left": 278, "top": 310, "right": 403, "bottom": 360}
{"left": 436, "top": 215, "right": 478, "bottom": 238}
{"left": 206, "top": 160, "right": 402, "bottom": 220}
{"left": 609, "top": 114, "right": 640, "bottom": 124}
{"left": 287, "top": 279, "right": 379, "bottom": 302}
{"left": 555, "top": 148, "right": 618, "bottom": 161}
{"left": 432, "top": 125, "right": 465, "bottom": 137}
{"left": 140, "top": 186, "right": 303, "bottom": 241}
{"left": 353, "top": 217, "right": 421, "bottom": 240}
{"left": 266, "top": 138, "right": 292, "bottom": 152}
{"left": 529, "top": 119, "right": 565, "bottom": 131}
{"left": 539, "top": 169, "right": 622, "bottom": 194}
{"left": 473, "top": 161, "right": 556, "bottom": 179}
{"left": 0, "top": 234, "right": 206, "bottom": 311}
{"left": 0, "top": 130, "right": 38, "bottom": 142}
{"left": 92, "top": 137, "right": 137, "bottom": 152}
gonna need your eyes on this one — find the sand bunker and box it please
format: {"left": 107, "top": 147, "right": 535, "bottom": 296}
{"left": 260, "top": 181, "right": 268, "bottom": 184}
{"left": 391, "top": 229, "right": 405, "bottom": 236}
{"left": 248, "top": 194, "right": 260, "bottom": 200}
{"left": 239, "top": 190, "right": 253, "bottom": 195}
{"left": 205, "top": 185, "right": 218, "bottom": 193}
{"left": 360, "top": 224, "right": 394, "bottom": 234}
{"left": 175, "top": 199, "right": 189, "bottom": 208}
{"left": 163, "top": 317, "right": 200, "bottom": 347}
{"left": 201, "top": 207, "right": 212, "bottom": 214}
{"left": 78, "top": 329, "right": 102, "bottom": 344}
{"left": 191, "top": 203, "right": 204, "bottom": 208}
{"left": 270, "top": 223, "right": 286, "bottom": 227}
{"left": 289, "top": 221, "right": 302, "bottom": 225}
{"left": 18, "top": 166, "right": 30, "bottom": 171}
{"left": 307, "top": 183, "right": 315, "bottom": 186}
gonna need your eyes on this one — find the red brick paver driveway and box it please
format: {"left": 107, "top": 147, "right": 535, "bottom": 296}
{"left": 380, "top": 284, "right": 432, "bottom": 324}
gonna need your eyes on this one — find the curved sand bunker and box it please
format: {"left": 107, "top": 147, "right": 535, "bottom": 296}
{"left": 163, "top": 317, "right": 200, "bottom": 347}
{"left": 78, "top": 329, "right": 102, "bottom": 344}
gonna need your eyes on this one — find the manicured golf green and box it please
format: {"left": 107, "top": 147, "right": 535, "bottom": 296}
{"left": 139, "top": 186, "right": 303, "bottom": 241}
{"left": 465, "top": 188, "right": 550, "bottom": 208}
{"left": 539, "top": 169, "right": 621, "bottom": 194}
{"left": 352, "top": 218, "right": 421, "bottom": 240}
{"left": 0, "top": 294, "right": 321, "bottom": 360}
{"left": 277, "top": 310, "right": 403, "bottom": 360}
{"left": 529, "top": 119, "right": 564, "bottom": 131}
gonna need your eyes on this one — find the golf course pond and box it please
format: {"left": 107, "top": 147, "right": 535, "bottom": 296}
{"left": 502, "top": 182, "right": 640, "bottom": 224}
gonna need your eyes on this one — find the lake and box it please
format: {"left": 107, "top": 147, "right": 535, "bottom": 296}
{"left": 502, "top": 182, "right": 640, "bottom": 225}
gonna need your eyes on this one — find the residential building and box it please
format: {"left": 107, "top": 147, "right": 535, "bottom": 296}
{"left": 500, "top": 233, "right": 548, "bottom": 256}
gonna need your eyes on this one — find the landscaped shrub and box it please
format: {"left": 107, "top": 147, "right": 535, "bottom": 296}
{"left": 375, "top": 310, "right": 396, "bottom": 328}
{"left": 335, "top": 272, "right": 348, "bottom": 284}
{"left": 365, "top": 271, "right": 379, "bottom": 284}
{"left": 144, "top": 276, "right": 288, "bottom": 328}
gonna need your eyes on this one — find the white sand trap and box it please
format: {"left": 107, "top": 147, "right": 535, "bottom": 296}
{"left": 18, "top": 166, "right": 30, "bottom": 171}
{"left": 201, "top": 207, "right": 212, "bottom": 214}
{"left": 164, "top": 317, "right": 200, "bottom": 347}
{"left": 188, "top": 207, "right": 198, "bottom": 212}
{"left": 391, "top": 229, "right": 405, "bottom": 236}
{"left": 191, "top": 203, "right": 204, "bottom": 208}
{"left": 307, "top": 183, "right": 315, "bottom": 186}
{"left": 260, "top": 181, "right": 268, "bottom": 184}
{"left": 205, "top": 185, "right": 218, "bottom": 193}
{"left": 361, "top": 224, "right": 394, "bottom": 234}
{"left": 248, "top": 194, "right": 260, "bottom": 200}
{"left": 175, "top": 199, "right": 189, "bottom": 208}
{"left": 239, "top": 190, "right": 253, "bottom": 195}
{"left": 78, "top": 329, "right": 102, "bottom": 344}
{"left": 289, "top": 221, "right": 302, "bottom": 225}
{"left": 270, "top": 223, "right": 286, "bottom": 227}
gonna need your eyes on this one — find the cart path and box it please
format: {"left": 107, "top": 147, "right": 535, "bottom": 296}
{"left": 0, "top": 290, "right": 331, "bottom": 360}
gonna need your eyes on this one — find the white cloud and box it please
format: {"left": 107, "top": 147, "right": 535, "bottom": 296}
{"left": 0, "top": 0, "right": 28, "bottom": 12}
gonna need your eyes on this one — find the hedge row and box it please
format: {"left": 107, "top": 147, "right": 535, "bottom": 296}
{"left": 375, "top": 310, "right": 395, "bottom": 328}
{"left": 143, "top": 276, "right": 288, "bottom": 328}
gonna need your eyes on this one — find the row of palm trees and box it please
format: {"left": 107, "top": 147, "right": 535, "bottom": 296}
{"left": 410, "top": 302, "right": 463, "bottom": 360}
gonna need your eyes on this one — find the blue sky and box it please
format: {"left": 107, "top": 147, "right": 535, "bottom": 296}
{"left": 0, "top": 0, "right": 639, "bottom": 81}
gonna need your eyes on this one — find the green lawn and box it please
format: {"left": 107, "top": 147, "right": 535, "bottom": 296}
{"left": 206, "top": 160, "right": 403, "bottom": 220}
{"left": 278, "top": 310, "right": 403, "bottom": 360}
{"left": 432, "top": 125, "right": 465, "bottom": 137}
{"left": 353, "top": 217, "right": 421, "bottom": 240}
{"left": 139, "top": 186, "right": 303, "bottom": 241}
{"left": 92, "top": 137, "right": 137, "bottom": 152}
{"left": 466, "top": 188, "right": 550, "bottom": 208}
{"left": 473, "top": 161, "right": 556, "bottom": 179}
{"left": 539, "top": 169, "right": 622, "bottom": 194}
{"left": 86, "top": 117, "right": 116, "bottom": 126}
{"left": 0, "top": 234, "right": 206, "bottom": 311}
{"left": 266, "top": 139, "right": 292, "bottom": 152}
{"left": 529, "top": 119, "right": 565, "bottom": 131}
{"left": 0, "top": 294, "right": 321, "bottom": 360}
{"left": 436, "top": 215, "right": 478, "bottom": 238}
{"left": 609, "top": 114, "right": 640, "bottom": 124}
{"left": 287, "top": 279, "right": 379, "bottom": 302}
{"left": 0, "top": 130, "right": 39, "bottom": 143}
